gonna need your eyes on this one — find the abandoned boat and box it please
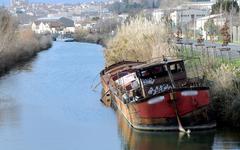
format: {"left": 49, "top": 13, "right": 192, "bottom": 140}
{"left": 100, "top": 57, "right": 216, "bottom": 131}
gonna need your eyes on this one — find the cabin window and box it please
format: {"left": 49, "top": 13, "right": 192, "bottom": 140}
{"left": 152, "top": 66, "right": 162, "bottom": 74}
{"left": 141, "top": 70, "right": 150, "bottom": 77}
{"left": 118, "top": 72, "right": 128, "bottom": 78}
{"left": 112, "top": 72, "right": 128, "bottom": 81}
{"left": 177, "top": 63, "right": 184, "bottom": 72}
{"left": 170, "top": 64, "right": 176, "bottom": 71}
{"left": 169, "top": 62, "right": 185, "bottom": 74}
{"left": 140, "top": 66, "right": 167, "bottom": 79}
{"left": 138, "top": 61, "right": 185, "bottom": 79}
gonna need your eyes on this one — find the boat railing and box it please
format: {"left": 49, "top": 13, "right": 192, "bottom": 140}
{"left": 176, "top": 77, "right": 206, "bottom": 88}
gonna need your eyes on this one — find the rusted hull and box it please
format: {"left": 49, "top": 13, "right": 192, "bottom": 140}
{"left": 100, "top": 59, "right": 216, "bottom": 131}
{"left": 101, "top": 77, "right": 216, "bottom": 131}
{"left": 112, "top": 94, "right": 216, "bottom": 131}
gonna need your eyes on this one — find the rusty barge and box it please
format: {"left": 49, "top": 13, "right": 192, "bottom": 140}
{"left": 100, "top": 58, "right": 216, "bottom": 131}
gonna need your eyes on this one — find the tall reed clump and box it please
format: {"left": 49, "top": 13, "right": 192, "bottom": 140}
{"left": 104, "top": 17, "right": 174, "bottom": 66}
{"left": 179, "top": 47, "right": 240, "bottom": 127}
{"left": 0, "top": 8, "right": 52, "bottom": 73}
{"left": 17, "top": 29, "right": 52, "bottom": 52}
{"left": 207, "top": 64, "right": 240, "bottom": 127}
{"left": 0, "top": 8, "right": 17, "bottom": 54}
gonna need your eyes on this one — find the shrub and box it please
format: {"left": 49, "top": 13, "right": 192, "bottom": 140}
{"left": 208, "top": 64, "right": 240, "bottom": 127}
{"left": 74, "top": 29, "right": 89, "bottom": 41}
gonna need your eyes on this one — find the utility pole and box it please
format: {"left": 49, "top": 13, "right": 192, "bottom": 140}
{"left": 99, "top": 2, "right": 102, "bottom": 18}
{"left": 230, "top": 0, "right": 234, "bottom": 42}
{"left": 194, "top": 15, "right": 196, "bottom": 40}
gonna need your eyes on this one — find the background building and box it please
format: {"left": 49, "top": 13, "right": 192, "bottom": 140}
{"left": 10, "top": 0, "right": 28, "bottom": 7}
{"left": 170, "top": 8, "right": 210, "bottom": 26}
{"left": 32, "top": 17, "right": 75, "bottom": 35}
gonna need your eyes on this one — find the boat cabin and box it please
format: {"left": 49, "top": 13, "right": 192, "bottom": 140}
{"left": 135, "top": 59, "right": 187, "bottom": 98}
{"left": 136, "top": 59, "right": 186, "bottom": 82}
{"left": 113, "top": 59, "right": 188, "bottom": 103}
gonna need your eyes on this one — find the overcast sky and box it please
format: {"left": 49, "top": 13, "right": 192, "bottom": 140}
{"left": 0, "top": 0, "right": 107, "bottom": 6}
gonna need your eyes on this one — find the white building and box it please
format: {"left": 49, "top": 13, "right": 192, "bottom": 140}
{"left": 152, "top": 9, "right": 165, "bottom": 23}
{"left": 31, "top": 17, "right": 75, "bottom": 34}
{"left": 196, "top": 14, "right": 225, "bottom": 39}
{"left": 232, "top": 16, "right": 240, "bottom": 43}
{"left": 31, "top": 22, "right": 52, "bottom": 34}
{"left": 178, "top": 1, "right": 215, "bottom": 10}
{"left": 170, "top": 8, "right": 210, "bottom": 26}
{"left": 10, "top": 0, "right": 28, "bottom": 6}
{"left": 118, "top": 14, "right": 129, "bottom": 23}
{"left": 64, "top": 27, "right": 75, "bottom": 33}
{"left": 196, "top": 14, "right": 225, "bottom": 30}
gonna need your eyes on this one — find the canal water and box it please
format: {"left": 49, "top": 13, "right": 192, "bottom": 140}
{"left": 0, "top": 41, "right": 239, "bottom": 150}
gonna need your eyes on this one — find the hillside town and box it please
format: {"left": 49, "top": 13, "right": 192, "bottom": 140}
{"left": 0, "top": 0, "right": 236, "bottom": 42}
{"left": 1, "top": 0, "right": 240, "bottom": 43}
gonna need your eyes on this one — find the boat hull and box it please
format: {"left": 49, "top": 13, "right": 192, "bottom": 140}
{"left": 101, "top": 78, "right": 216, "bottom": 131}
{"left": 100, "top": 60, "right": 216, "bottom": 131}
{"left": 112, "top": 94, "right": 216, "bottom": 131}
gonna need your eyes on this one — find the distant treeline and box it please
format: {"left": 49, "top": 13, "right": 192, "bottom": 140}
{"left": 211, "top": 0, "right": 239, "bottom": 14}
{"left": 108, "top": 0, "right": 192, "bottom": 14}
{"left": 108, "top": 0, "right": 161, "bottom": 14}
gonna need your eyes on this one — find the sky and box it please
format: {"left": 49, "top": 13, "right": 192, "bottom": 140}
{"left": 29, "top": 0, "right": 106, "bottom": 3}
{"left": 0, "top": 0, "right": 106, "bottom": 6}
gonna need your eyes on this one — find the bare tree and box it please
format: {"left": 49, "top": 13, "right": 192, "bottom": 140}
{"left": 220, "top": 20, "right": 231, "bottom": 46}
{"left": 95, "top": 18, "right": 120, "bottom": 34}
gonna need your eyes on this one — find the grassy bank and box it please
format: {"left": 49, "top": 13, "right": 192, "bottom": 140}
{"left": 0, "top": 9, "right": 52, "bottom": 74}
{"left": 104, "top": 17, "right": 240, "bottom": 128}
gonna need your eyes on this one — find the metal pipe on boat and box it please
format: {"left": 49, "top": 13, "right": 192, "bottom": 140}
{"left": 91, "top": 82, "right": 101, "bottom": 92}
{"left": 170, "top": 92, "right": 190, "bottom": 134}
{"left": 163, "top": 58, "right": 190, "bottom": 134}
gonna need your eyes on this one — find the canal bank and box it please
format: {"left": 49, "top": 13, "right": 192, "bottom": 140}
{"left": 0, "top": 41, "right": 239, "bottom": 150}
{"left": 0, "top": 8, "right": 53, "bottom": 76}
{"left": 0, "top": 35, "right": 52, "bottom": 76}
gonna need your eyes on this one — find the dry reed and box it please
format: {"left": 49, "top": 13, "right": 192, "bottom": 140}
{"left": 104, "top": 17, "right": 174, "bottom": 66}
{"left": 0, "top": 8, "right": 52, "bottom": 74}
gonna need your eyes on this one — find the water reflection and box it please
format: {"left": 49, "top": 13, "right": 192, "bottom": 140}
{"left": 0, "top": 56, "right": 36, "bottom": 80}
{"left": 0, "top": 96, "right": 20, "bottom": 127}
{"left": 212, "top": 128, "right": 240, "bottom": 149}
{"left": 116, "top": 110, "right": 215, "bottom": 150}
{"left": 13, "top": 56, "right": 36, "bottom": 73}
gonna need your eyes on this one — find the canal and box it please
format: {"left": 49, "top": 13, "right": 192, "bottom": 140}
{"left": 0, "top": 41, "right": 239, "bottom": 150}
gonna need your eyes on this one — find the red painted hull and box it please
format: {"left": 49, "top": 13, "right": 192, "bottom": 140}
{"left": 136, "top": 89, "right": 209, "bottom": 118}
{"left": 102, "top": 78, "right": 215, "bottom": 130}
{"left": 100, "top": 61, "right": 216, "bottom": 131}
